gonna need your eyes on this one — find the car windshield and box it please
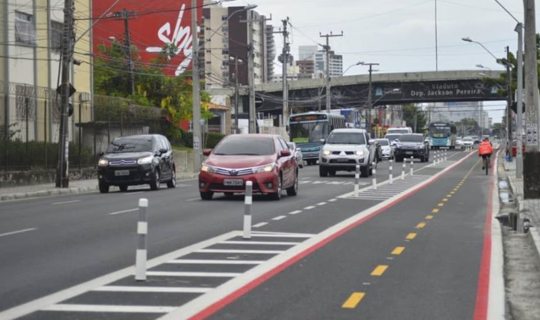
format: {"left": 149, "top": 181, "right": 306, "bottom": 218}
{"left": 399, "top": 134, "right": 424, "bottom": 142}
{"left": 388, "top": 128, "right": 409, "bottom": 134}
{"left": 376, "top": 139, "right": 389, "bottom": 146}
{"left": 213, "top": 137, "right": 275, "bottom": 155}
{"left": 106, "top": 137, "right": 153, "bottom": 153}
{"left": 326, "top": 132, "right": 366, "bottom": 145}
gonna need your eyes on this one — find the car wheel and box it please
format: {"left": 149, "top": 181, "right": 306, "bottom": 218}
{"left": 286, "top": 172, "right": 298, "bottom": 196}
{"left": 270, "top": 175, "right": 282, "bottom": 200}
{"left": 395, "top": 156, "right": 403, "bottom": 162}
{"left": 99, "top": 181, "right": 109, "bottom": 193}
{"left": 319, "top": 166, "right": 328, "bottom": 177}
{"left": 328, "top": 169, "right": 336, "bottom": 176}
{"left": 119, "top": 185, "right": 128, "bottom": 192}
{"left": 200, "top": 191, "right": 213, "bottom": 200}
{"left": 167, "top": 170, "right": 176, "bottom": 188}
{"left": 360, "top": 166, "right": 369, "bottom": 177}
{"left": 150, "top": 170, "right": 160, "bottom": 190}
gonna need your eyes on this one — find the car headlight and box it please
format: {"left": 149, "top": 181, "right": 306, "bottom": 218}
{"left": 98, "top": 159, "right": 108, "bottom": 167}
{"left": 137, "top": 156, "right": 154, "bottom": 165}
{"left": 201, "top": 164, "right": 217, "bottom": 173}
{"left": 254, "top": 163, "right": 275, "bottom": 173}
{"left": 355, "top": 150, "right": 364, "bottom": 156}
{"left": 322, "top": 149, "right": 331, "bottom": 156}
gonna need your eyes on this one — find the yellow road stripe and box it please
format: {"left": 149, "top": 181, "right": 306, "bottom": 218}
{"left": 416, "top": 222, "right": 427, "bottom": 229}
{"left": 447, "top": 194, "right": 453, "bottom": 198}
{"left": 406, "top": 232, "right": 417, "bottom": 240}
{"left": 438, "top": 203, "right": 444, "bottom": 207}
{"left": 371, "top": 265, "right": 389, "bottom": 276}
{"left": 442, "top": 198, "right": 448, "bottom": 202}
{"left": 432, "top": 208, "right": 439, "bottom": 213}
{"left": 392, "top": 246, "right": 405, "bottom": 255}
{"left": 342, "top": 292, "right": 365, "bottom": 309}
{"left": 425, "top": 215, "right": 433, "bottom": 220}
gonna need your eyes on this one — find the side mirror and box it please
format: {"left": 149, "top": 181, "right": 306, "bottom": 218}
{"left": 203, "top": 148, "right": 212, "bottom": 156}
{"left": 280, "top": 149, "right": 291, "bottom": 157}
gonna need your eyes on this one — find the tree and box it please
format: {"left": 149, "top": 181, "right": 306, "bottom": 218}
{"left": 402, "top": 104, "right": 426, "bottom": 133}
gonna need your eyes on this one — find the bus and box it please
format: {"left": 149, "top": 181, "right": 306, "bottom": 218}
{"left": 428, "top": 122, "right": 457, "bottom": 149}
{"left": 289, "top": 112, "right": 346, "bottom": 165}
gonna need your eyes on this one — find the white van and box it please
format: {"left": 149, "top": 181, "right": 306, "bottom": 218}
{"left": 387, "top": 127, "right": 413, "bottom": 135}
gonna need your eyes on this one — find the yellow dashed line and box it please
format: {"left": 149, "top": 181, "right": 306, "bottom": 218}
{"left": 438, "top": 203, "right": 444, "bottom": 207}
{"left": 432, "top": 208, "right": 439, "bottom": 213}
{"left": 447, "top": 194, "right": 453, "bottom": 198}
{"left": 426, "top": 215, "right": 433, "bottom": 220}
{"left": 416, "top": 222, "right": 427, "bottom": 229}
{"left": 442, "top": 198, "right": 448, "bottom": 202}
{"left": 371, "top": 265, "right": 389, "bottom": 276}
{"left": 406, "top": 232, "right": 417, "bottom": 240}
{"left": 342, "top": 292, "right": 365, "bottom": 309}
{"left": 392, "top": 246, "right": 406, "bottom": 255}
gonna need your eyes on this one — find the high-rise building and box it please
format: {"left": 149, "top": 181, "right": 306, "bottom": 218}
{"left": 314, "top": 50, "right": 343, "bottom": 78}
{"left": 298, "top": 45, "right": 317, "bottom": 60}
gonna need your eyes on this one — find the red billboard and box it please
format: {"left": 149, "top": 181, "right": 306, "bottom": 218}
{"left": 92, "top": 0, "right": 202, "bottom": 76}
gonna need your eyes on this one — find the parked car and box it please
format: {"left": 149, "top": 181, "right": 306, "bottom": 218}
{"left": 318, "top": 128, "right": 377, "bottom": 177}
{"left": 375, "top": 138, "right": 394, "bottom": 159}
{"left": 199, "top": 134, "right": 298, "bottom": 200}
{"left": 97, "top": 134, "right": 176, "bottom": 193}
{"left": 385, "top": 133, "right": 402, "bottom": 147}
{"left": 394, "top": 133, "right": 430, "bottom": 162}
{"left": 287, "top": 142, "right": 304, "bottom": 168}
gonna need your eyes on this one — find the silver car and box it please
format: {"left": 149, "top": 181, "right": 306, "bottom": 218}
{"left": 375, "top": 138, "right": 394, "bottom": 159}
{"left": 288, "top": 142, "right": 304, "bottom": 168}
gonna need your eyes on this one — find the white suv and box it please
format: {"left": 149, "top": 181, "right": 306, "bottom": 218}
{"left": 319, "top": 128, "right": 377, "bottom": 177}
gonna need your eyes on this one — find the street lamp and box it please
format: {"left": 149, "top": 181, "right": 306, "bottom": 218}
{"left": 461, "top": 37, "right": 500, "bottom": 62}
{"left": 343, "top": 61, "right": 363, "bottom": 75}
{"left": 359, "top": 62, "right": 379, "bottom": 137}
{"left": 229, "top": 56, "right": 243, "bottom": 133}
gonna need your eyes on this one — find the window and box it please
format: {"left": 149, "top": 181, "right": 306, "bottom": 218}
{"left": 15, "top": 11, "right": 35, "bottom": 45}
{"left": 50, "top": 21, "right": 63, "bottom": 52}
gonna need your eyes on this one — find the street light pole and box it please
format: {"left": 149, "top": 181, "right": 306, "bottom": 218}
{"left": 230, "top": 56, "right": 242, "bottom": 133}
{"left": 515, "top": 22, "right": 524, "bottom": 178}
{"left": 360, "top": 62, "right": 379, "bottom": 137}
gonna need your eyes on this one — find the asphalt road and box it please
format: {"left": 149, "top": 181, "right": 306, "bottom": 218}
{"left": 0, "top": 150, "right": 496, "bottom": 319}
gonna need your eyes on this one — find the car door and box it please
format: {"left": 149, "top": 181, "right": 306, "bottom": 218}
{"left": 276, "top": 137, "right": 294, "bottom": 187}
{"left": 156, "top": 136, "right": 171, "bottom": 180}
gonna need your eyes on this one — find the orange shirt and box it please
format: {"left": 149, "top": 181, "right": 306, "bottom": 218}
{"left": 478, "top": 141, "right": 493, "bottom": 155}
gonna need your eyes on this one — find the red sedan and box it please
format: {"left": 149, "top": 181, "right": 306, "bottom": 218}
{"left": 199, "top": 134, "right": 299, "bottom": 200}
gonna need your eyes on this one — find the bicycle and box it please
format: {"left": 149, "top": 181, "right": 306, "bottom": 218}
{"left": 481, "top": 154, "right": 490, "bottom": 175}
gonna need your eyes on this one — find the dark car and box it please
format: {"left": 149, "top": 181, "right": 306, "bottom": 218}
{"left": 97, "top": 134, "right": 176, "bottom": 193}
{"left": 394, "top": 133, "right": 430, "bottom": 162}
{"left": 199, "top": 134, "right": 298, "bottom": 200}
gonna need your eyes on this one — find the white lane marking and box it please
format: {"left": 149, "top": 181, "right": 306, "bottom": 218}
{"left": 146, "top": 271, "right": 241, "bottom": 278}
{"left": 250, "top": 231, "right": 314, "bottom": 238}
{"left": 197, "top": 249, "right": 283, "bottom": 254}
{"left": 317, "top": 202, "right": 327, "bottom": 206}
{"left": 328, "top": 198, "right": 337, "bottom": 202}
{"left": 108, "top": 208, "right": 138, "bottom": 216}
{"left": 186, "top": 197, "right": 201, "bottom": 202}
{"left": 304, "top": 205, "right": 316, "bottom": 210}
{"left": 94, "top": 286, "right": 211, "bottom": 293}
{"left": 167, "top": 259, "right": 263, "bottom": 265}
{"left": 272, "top": 215, "right": 287, "bottom": 221}
{"left": 43, "top": 304, "right": 176, "bottom": 314}
{"left": 288, "top": 210, "right": 302, "bottom": 215}
{"left": 222, "top": 241, "right": 298, "bottom": 246}
{"left": 0, "top": 228, "right": 37, "bottom": 238}
{"left": 253, "top": 222, "right": 268, "bottom": 228}
{"left": 51, "top": 200, "right": 80, "bottom": 205}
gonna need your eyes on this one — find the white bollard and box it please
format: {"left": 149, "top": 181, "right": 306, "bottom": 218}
{"left": 389, "top": 158, "right": 393, "bottom": 184}
{"left": 135, "top": 198, "right": 148, "bottom": 281}
{"left": 372, "top": 162, "right": 377, "bottom": 189}
{"left": 354, "top": 163, "right": 360, "bottom": 197}
{"left": 401, "top": 159, "right": 406, "bottom": 180}
{"left": 410, "top": 156, "right": 414, "bottom": 176}
{"left": 243, "top": 181, "right": 253, "bottom": 239}
{"left": 444, "top": 149, "right": 447, "bottom": 161}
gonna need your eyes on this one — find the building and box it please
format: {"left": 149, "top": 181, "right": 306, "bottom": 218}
{"left": 314, "top": 50, "right": 343, "bottom": 78}
{"left": 1, "top": 0, "right": 92, "bottom": 144}
{"left": 298, "top": 45, "right": 317, "bottom": 60}
{"left": 428, "top": 101, "right": 489, "bottom": 135}
{"left": 296, "top": 59, "right": 315, "bottom": 79}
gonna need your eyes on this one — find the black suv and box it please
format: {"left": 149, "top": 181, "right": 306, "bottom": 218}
{"left": 97, "top": 134, "right": 176, "bottom": 193}
{"left": 394, "top": 133, "right": 430, "bottom": 162}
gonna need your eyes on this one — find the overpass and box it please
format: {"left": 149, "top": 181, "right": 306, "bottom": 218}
{"left": 208, "top": 70, "right": 506, "bottom": 115}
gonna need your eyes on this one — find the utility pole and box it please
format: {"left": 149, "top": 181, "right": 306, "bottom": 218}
{"left": 361, "top": 62, "right": 379, "bottom": 136}
{"left": 505, "top": 46, "right": 512, "bottom": 150}
{"left": 56, "top": 0, "right": 75, "bottom": 188}
{"left": 245, "top": 11, "right": 256, "bottom": 133}
{"left": 120, "top": 9, "right": 135, "bottom": 95}
{"left": 191, "top": 0, "right": 202, "bottom": 172}
{"left": 515, "top": 22, "right": 524, "bottom": 178}
{"left": 279, "top": 18, "right": 290, "bottom": 129}
{"left": 319, "top": 31, "right": 343, "bottom": 113}
{"left": 523, "top": 0, "right": 540, "bottom": 198}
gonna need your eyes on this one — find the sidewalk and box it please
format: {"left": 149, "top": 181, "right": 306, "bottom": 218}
{"left": 502, "top": 156, "right": 540, "bottom": 259}
{"left": 0, "top": 171, "right": 197, "bottom": 202}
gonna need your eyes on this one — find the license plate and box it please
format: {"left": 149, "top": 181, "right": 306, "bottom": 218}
{"left": 336, "top": 158, "right": 349, "bottom": 162}
{"left": 115, "top": 170, "right": 130, "bottom": 176}
{"left": 405, "top": 151, "right": 413, "bottom": 155}
{"left": 224, "top": 179, "right": 244, "bottom": 186}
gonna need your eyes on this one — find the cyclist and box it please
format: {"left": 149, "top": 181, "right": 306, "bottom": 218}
{"left": 478, "top": 137, "right": 493, "bottom": 170}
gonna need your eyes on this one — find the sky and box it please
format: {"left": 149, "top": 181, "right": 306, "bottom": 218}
{"left": 229, "top": 0, "right": 539, "bottom": 123}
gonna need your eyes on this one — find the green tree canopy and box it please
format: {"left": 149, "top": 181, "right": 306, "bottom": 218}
{"left": 402, "top": 104, "right": 427, "bottom": 133}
